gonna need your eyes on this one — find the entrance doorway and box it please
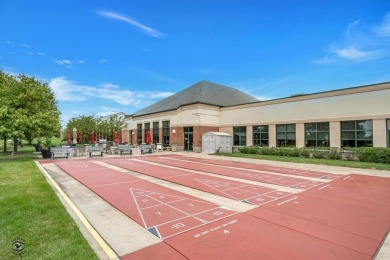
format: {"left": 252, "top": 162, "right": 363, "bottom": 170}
{"left": 183, "top": 127, "right": 193, "bottom": 151}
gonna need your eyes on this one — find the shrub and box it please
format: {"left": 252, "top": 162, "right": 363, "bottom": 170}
{"left": 356, "top": 147, "right": 390, "bottom": 164}
{"left": 299, "top": 148, "right": 310, "bottom": 158}
{"left": 285, "top": 147, "right": 300, "bottom": 157}
{"left": 312, "top": 149, "right": 325, "bottom": 159}
{"left": 327, "top": 147, "right": 341, "bottom": 160}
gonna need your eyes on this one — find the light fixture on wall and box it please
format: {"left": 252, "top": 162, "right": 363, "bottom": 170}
{"left": 172, "top": 129, "right": 176, "bottom": 134}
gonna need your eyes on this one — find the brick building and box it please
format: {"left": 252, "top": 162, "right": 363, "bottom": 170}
{"left": 123, "top": 80, "right": 390, "bottom": 152}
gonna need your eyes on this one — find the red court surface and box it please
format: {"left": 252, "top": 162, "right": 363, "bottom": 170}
{"left": 162, "top": 154, "right": 342, "bottom": 179}
{"left": 134, "top": 156, "right": 325, "bottom": 189}
{"left": 104, "top": 158, "right": 291, "bottom": 205}
{"left": 54, "top": 160, "right": 236, "bottom": 239}
{"left": 47, "top": 156, "right": 390, "bottom": 259}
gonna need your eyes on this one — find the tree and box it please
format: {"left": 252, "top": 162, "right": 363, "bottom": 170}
{"left": 0, "top": 70, "right": 61, "bottom": 152}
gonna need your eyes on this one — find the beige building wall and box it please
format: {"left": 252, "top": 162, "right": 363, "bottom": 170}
{"left": 269, "top": 124, "right": 276, "bottom": 147}
{"left": 246, "top": 126, "right": 253, "bottom": 146}
{"left": 329, "top": 121, "right": 340, "bottom": 147}
{"left": 373, "top": 119, "right": 387, "bottom": 147}
{"left": 296, "top": 123, "right": 305, "bottom": 148}
{"left": 220, "top": 88, "right": 390, "bottom": 126}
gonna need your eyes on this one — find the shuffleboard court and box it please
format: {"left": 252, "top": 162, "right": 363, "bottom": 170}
{"left": 54, "top": 160, "right": 237, "bottom": 239}
{"left": 161, "top": 214, "right": 370, "bottom": 260}
{"left": 162, "top": 154, "right": 342, "bottom": 179}
{"left": 104, "top": 158, "right": 291, "bottom": 206}
{"left": 135, "top": 156, "right": 325, "bottom": 189}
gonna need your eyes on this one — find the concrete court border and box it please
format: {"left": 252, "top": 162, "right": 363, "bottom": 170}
{"left": 36, "top": 152, "right": 390, "bottom": 259}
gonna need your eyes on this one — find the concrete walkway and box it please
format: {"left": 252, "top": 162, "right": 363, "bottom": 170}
{"left": 36, "top": 151, "right": 390, "bottom": 259}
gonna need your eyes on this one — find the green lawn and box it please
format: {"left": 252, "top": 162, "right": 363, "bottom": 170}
{"left": 214, "top": 153, "right": 390, "bottom": 171}
{"left": 0, "top": 142, "right": 97, "bottom": 259}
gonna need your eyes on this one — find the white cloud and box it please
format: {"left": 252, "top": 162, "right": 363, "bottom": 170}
{"left": 97, "top": 106, "right": 121, "bottom": 117}
{"left": 374, "top": 12, "right": 390, "bottom": 37}
{"left": 97, "top": 10, "right": 165, "bottom": 38}
{"left": 20, "top": 43, "right": 29, "bottom": 48}
{"left": 78, "top": 60, "right": 85, "bottom": 63}
{"left": 38, "top": 52, "right": 46, "bottom": 56}
{"left": 100, "top": 59, "right": 107, "bottom": 64}
{"left": 55, "top": 59, "right": 72, "bottom": 65}
{"left": 48, "top": 76, "right": 174, "bottom": 106}
{"left": 101, "top": 83, "right": 120, "bottom": 89}
{"left": 316, "top": 13, "right": 390, "bottom": 63}
{"left": 333, "top": 46, "right": 386, "bottom": 61}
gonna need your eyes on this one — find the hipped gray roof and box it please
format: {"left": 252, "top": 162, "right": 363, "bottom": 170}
{"left": 133, "top": 81, "right": 258, "bottom": 116}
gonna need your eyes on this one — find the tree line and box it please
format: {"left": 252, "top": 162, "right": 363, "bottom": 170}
{"left": 63, "top": 114, "right": 126, "bottom": 144}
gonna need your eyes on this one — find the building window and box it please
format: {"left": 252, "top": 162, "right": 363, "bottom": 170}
{"left": 253, "top": 125, "right": 269, "bottom": 147}
{"left": 162, "top": 121, "right": 170, "bottom": 146}
{"left": 276, "top": 124, "right": 296, "bottom": 147}
{"left": 341, "top": 120, "right": 373, "bottom": 147}
{"left": 233, "top": 126, "right": 246, "bottom": 146}
{"left": 137, "top": 124, "right": 142, "bottom": 144}
{"left": 305, "top": 122, "right": 330, "bottom": 147}
{"left": 153, "top": 122, "right": 159, "bottom": 144}
{"left": 144, "top": 122, "right": 150, "bottom": 140}
{"left": 388, "top": 119, "right": 390, "bottom": 147}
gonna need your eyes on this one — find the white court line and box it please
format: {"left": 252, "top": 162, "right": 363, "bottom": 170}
{"left": 141, "top": 198, "right": 185, "bottom": 210}
{"left": 277, "top": 196, "right": 298, "bottom": 206}
{"left": 318, "top": 184, "right": 331, "bottom": 190}
{"left": 343, "top": 176, "right": 352, "bottom": 180}
{"left": 129, "top": 188, "right": 148, "bottom": 228}
{"left": 163, "top": 157, "right": 334, "bottom": 181}
{"left": 194, "top": 178, "right": 243, "bottom": 201}
{"left": 89, "top": 179, "right": 143, "bottom": 188}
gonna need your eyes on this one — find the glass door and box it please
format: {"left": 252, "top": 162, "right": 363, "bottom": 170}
{"left": 183, "top": 127, "right": 193, "bottom": 151}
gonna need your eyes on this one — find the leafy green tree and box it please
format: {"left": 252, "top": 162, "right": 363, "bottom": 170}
{"left": 0, "top": 70, "right": 61, "bottom": 152}
{"left": 63, "top": 115, "right": 98, "bottom": 143}
{"left": 64, "top": 114, "right": 125, "bottom": 143}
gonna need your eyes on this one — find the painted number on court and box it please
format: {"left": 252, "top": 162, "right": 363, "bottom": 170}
{"left": 171, "top": 223, "right": 185, "bottom": 229}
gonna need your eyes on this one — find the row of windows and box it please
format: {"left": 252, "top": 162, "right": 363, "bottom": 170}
{"left": 137, "top": 121, "right": 170, "bottom": 145}
{"left": 234, "top": 119, "right": 389, "bottom": 147}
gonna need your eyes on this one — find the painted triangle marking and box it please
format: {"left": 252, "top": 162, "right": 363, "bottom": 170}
{"left": 147, "top": 226, "right": 161, "bottom": 239}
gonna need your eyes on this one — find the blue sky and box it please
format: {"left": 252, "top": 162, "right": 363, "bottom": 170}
{"left": 1, "top": 0, "right": 390, "bottom": 126}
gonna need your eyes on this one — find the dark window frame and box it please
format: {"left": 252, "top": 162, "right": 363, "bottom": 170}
{"left": 276, "top": 124, "right": 296, "bottom": 147}
{"left": 253, "top": 125, "right": 269, "bottom": 147}
{"left": 153, "top": 122, "right": 159, "bottom": 144}
{"left": 137, "top": 124, "right": 142, "bottom": 145}
{"left": 305, "top": 122, "right": 330, "bottom": 147}
{"left": 162, "top": 120, "right": 170, "bottom": 146}
{"left": 340, "top": 120, "right": 373, "bottom": 148}
{"left": 233, "top": 126, "right": 247, "bottom": 146}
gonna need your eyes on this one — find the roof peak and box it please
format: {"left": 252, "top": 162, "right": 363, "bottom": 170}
{"left": 133, "top": 80, "right": 258, "bottom": 117}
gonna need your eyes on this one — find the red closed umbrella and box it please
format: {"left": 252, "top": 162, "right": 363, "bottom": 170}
{"left": 90, "top": 131, "right": 95, "bottom": 143}
{"left": 121, "top": 131, "right": 125, "bottom": 144}
{"left": 146, "top": 130, "right": 152, "bottom": 144}
{"left": 114, "top": 130, "right": 118, "bottom": 144}
{"left": 67, "top": 130, "right": 71, "bottom": 144}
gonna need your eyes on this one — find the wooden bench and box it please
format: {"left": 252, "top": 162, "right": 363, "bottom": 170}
{"left": 50, "top": 147, "right": 70, "bottom": 159}
{"left": 118, "top": 145, "right": 132, "bottom": 156}
{"left": 140, "top": 144, "right": 153, "bottom": 155}
{"left": 86, "top": 146, "right": 104, "bottom": 158}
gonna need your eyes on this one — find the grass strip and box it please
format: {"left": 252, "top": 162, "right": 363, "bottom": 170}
{"left": 0, "top": 160, "right": 97, "bottom": 259}
{"left": 214, "top": 153, "right": 390, "bottom": 171}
